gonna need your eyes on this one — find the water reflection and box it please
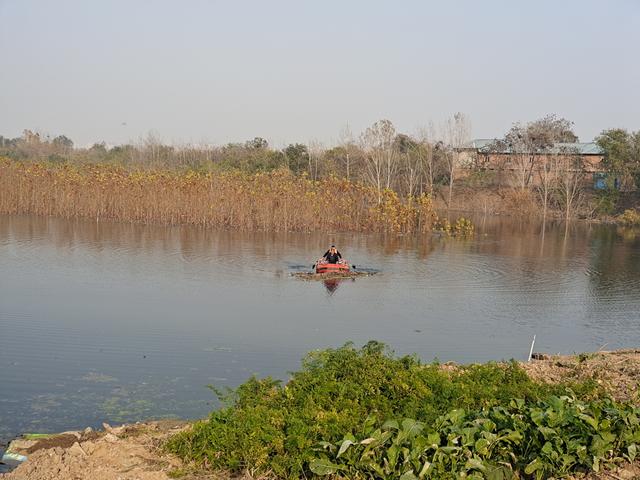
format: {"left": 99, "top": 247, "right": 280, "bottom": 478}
{"left": 323, "top": 278, "right": 343, "bottom": 295}
{"left": 1, "top": 214, "right": 639, "bottom": 443}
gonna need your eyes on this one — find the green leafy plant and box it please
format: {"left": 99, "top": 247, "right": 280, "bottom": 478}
{"left": 166, "top": 342, "right": 601, "bottom": 478}
{"left": 592, "top": 186, "right": 620, "bottom": 215}
{"left": 311, "top": 396, "right": 640, "bottom": 479}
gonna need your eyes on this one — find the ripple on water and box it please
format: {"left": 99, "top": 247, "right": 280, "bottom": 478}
{"left": 413, "top": 253, "right": 580, "bottom": 299}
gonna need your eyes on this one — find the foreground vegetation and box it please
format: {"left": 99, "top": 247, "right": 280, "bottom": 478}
{"left": 0, "top": 159, "right": 477, "bottom": 234}
{"left": 165, "top": 342, "right": 640, "bottom": 479}
{"left": 309, "top": 396, "right": 640, "bottom": 480}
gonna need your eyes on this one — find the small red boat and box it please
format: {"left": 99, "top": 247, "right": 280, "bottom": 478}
{"left": 315, "top": 259, "right": 350, "bottom": 274}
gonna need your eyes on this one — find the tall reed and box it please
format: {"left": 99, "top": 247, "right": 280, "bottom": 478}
{"left": 0, "top": 159, "right": 439, "bottom": 233}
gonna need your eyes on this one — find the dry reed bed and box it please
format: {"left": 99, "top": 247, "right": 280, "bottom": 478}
{"left": 0, "top": 160, "right": 438, "bottom": 233}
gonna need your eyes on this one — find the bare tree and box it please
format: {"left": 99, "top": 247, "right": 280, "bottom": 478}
{"left": 443, "top": 112, "right": 471, "bottom": 209}
{"left": 417, "top": 123, "right": 437, "bottom": 195}
{"left": 143, "top": 132, "right": 163, "bottom": 166}
{"left": 338, "top": 125, "right": 356, "bottom": 182}
{"left": 308, "top": 140, "right": 323, "bottom": 180}
{"left": 535, "top": 152, "right": 558, "bottom": 220}
{"left": 394, "top": 134, "right": 423, "bottom": 197}
{"left": 556, "top": 148, "right": 585, "bottom": 222}
{"left": 493, "top": 114, "right": 578, "bottom": 190}
{"left": 502, "top": 124, "right": 535, "bottom": 189}
{"left": 360, "top": 119, "right": 397, "bottom": 203}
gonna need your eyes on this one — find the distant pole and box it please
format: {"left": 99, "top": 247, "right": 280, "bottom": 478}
{"left": 527, "top": 335, "right": 536, "bottom": 362}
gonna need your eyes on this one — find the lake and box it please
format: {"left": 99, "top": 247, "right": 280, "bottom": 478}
{"left": 1, "top": 214, "right": 639, "bottom": 446}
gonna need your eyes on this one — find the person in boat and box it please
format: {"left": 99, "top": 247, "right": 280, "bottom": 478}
{"left": 322, "top": 245, "right": 342, "bottom": 264}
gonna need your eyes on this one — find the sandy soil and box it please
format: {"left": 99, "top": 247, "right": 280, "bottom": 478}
{"left": 2, "top": 350, "right": 640, "bottom": 480}
{"left": 0, "top": 421, "right": 198, "bottom": 480}
{"left": 522, "top": 348, "right": 640, "bottom": 402}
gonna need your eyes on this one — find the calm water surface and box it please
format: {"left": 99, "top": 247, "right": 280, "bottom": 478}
{"left": 1, "top": 214, "right": 639, "bottom": 445}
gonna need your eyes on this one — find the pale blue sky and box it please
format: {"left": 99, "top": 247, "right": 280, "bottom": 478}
{"left": 1, "top": 0, "right": 638, "bottom": 146}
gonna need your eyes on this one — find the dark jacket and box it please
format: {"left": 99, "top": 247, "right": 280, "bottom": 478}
{"left": 323, "top": 250, "right": 342, "bottom": 264}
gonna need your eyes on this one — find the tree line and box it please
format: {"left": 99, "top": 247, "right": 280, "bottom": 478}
{"left": 2, "top": 114, "right": 639, "bottom": 215}
{"left": 0, "top": 114, "right": 471, "bottom": 205}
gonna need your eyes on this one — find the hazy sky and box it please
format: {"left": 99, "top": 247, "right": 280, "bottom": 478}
{"left": 1, "top": 0, "right": 638, "bottom": 147}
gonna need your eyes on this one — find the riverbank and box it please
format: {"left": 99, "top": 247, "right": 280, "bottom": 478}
{"left": 3, "top": 349, "right": 640, "bottom": 479}
{"left": 0, "top": 421, "right": 190, "bottom": 480}
{"left": 433, "top": 185, "right": 640, "bottom": 225}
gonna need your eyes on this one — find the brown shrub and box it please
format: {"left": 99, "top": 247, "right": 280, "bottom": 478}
{"left": 0, "top": 159, "right": 439, "bottom": 233}
{"left": 500, "top": 188, "right": 539, "bottom": 217}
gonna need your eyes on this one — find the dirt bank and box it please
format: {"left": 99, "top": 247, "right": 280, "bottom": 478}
{"left": 2, "top": 350, "right": 639, "bottom": 480}
{"left": 0, "top": 421, "right": 194, "bottom": 480}
{"left": 433, "top": 185, "right": 640, "bottom": 222}
{"left": 522, "top": 348, "right": 640, "bottom": 403}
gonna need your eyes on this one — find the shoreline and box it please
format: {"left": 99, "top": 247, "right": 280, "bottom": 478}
{"left": 2, "top": 349, "right": 639, "bottom": 479}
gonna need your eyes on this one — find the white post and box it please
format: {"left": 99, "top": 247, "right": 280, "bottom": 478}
{"left": 527, "top": 335, "right": 536, "bottom": 362}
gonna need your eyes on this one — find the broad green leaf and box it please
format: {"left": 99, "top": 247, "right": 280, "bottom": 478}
{"left": 387, "top": 444, "right": 399, "bottom": 469}
{"left": 576, "top": 445, "right": 588, "bottom": 462}
{"left": 382, "top": 419, "right": 400, "bottom": 430}
{"left": 538, "top": 426, "right": 556, "bottom": 439}
{"left": 477, "top": 418, "right": 496, "bottom": 432}
{"left": 418, "top": 461, "right": 431, "bottom": 478}
{"left": 524, "top": 457, "right": 543, "bottom": 475}
{"left": 578, "top": 413, "right": 598, "bottom": 429}
{"left": 628, "top": 443, "right": 638, "bottom": 461}
{"left": 448, "top": 409, "right": 466, "bottom": 424}
{"left": 465, "top": 457, "right": 487, "bottom": 472}
{"left": 401, "top": 446, "right": 411, "bottom": 463}
{"left": 501, "top": 429, "right": 523, "bottom": 444}
{"left": 474, "top": 438, "right": 490, "bottom": 456}
{"left": 401, "top": 418, "right": 424, "bottom": 438}
{"left": 368, "top": 461, "right": 385, "bottom": 477}
{"left": 378, "top": 431, "right": 394, "bottom": 445}
{"left": 426, "top": 432, "right": 440, "bottom": 448}
{"left": 440, "top": 446, "right": 460, "bottom": 454}
{"left": 337, "top": 439, "right": 354, "bottom": 458}
{"left": 399, "top": 470, "right": 418, "bottom": 480}
{"left": 487, "top": 465, "right": 513, "bottom": 480}
{"left": 410, "top": 435, "right": 428, "bottom": 457}
{"left": 530, "top": 409, "right": 545, "bottom": 426}
{"left": 560, "top": 454, "right": 576, "bottom": 469}
{"left": 309, "top": 458, "right": 342, "bottom": 475}
{"left": 591, "top": 435, "right": 609, "bottom": 456}
{"left": 363, "top": 414, "right": 377, "bottom": 434}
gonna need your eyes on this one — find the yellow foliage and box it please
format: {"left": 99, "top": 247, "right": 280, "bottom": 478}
{"left": 0, "top": 161, "right": 443, "bottom": 233}
{"left": 617, "top": 209, "right": 640, "bottom": 226}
